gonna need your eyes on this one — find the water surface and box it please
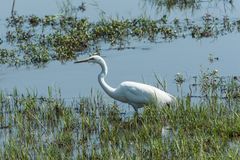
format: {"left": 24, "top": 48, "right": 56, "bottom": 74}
{"left": 0, "top": 0, "right": 240, "bottom": 101}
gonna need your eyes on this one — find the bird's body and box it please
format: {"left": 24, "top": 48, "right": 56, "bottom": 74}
{"left": 113, "top": 81, "right": 174, "bottom": 110}
{"left": 75, "top": 55, "right": 175, "bottom": 112}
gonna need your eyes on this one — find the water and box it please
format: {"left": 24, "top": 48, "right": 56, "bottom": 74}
{"left": 0, "top": 1, "right": 240, "bottom": 157}
{"left": 0, "top": 0, "right": 240, "bottom": 100}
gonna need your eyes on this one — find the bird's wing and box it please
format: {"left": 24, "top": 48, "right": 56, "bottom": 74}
{"left": 117, "top": 81, "right": 174, "bottom": 106}
{"left": 118, "top": 81, "right": 153, "bottom": 104}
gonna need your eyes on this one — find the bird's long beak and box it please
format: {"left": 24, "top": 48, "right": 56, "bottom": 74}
{"left": 74, "top": 58, "right": 90, "bottom": 63}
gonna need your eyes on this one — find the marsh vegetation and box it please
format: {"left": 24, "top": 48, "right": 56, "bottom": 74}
{"left": 0, "top": 0, "right": 240, "bottom": 159}
{"left": 0, "top": 70, "right": 240, "bottom": 159}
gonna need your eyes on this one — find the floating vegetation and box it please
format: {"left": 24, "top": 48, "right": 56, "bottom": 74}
{"left": 1, "top": 13, "right": 240, "bottom": 66}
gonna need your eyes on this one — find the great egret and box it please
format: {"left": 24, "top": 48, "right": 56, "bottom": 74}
{"left": 74, "top": 55, "right": 175, "bottom": 112}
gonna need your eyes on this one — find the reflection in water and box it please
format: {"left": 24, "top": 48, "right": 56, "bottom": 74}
{"left": 161, "top": 125, "right": 174, "bottom": 159}
{"left": 141, "top": 0, "right": 234, "bottom": 14}
{"left": 228, "top": 140, "right": 240, "bottom": 155}
{"left": 161, "top": 125, "right": 173, "bottom": 143}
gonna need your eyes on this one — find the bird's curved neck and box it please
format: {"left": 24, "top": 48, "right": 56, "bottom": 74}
{"left": 97, "top": 61, "right": 116, "bottom": 98}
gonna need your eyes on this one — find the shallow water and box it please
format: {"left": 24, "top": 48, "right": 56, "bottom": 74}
{"left": 0, "top": 0, "right": 240, "bottom": 101}
{"left": 1, "top": 0, "right": 239, "bottom": 20}
{"left": 1, "top": 34, "right": 240, "bottom": 99}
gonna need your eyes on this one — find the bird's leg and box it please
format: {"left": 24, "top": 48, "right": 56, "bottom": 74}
{"left": 166, "top": 103, "right": 170, "bottom": 108}
{"left": 133, "top": 110, "right": 139, "bottom": 119}
{"left": 132, "top": 105, "right": 140, "bottom": 118}
{"left": 130, "top": 104, "right": 139, "bottom": 113}
{"left": 133, "top": 107, "right": 138, "bottom": 113}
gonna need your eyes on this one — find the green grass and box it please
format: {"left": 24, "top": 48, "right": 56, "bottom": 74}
{"left": 0, "top": 59, "right": 239, "bottom": 159}
{"left": 0, "top": 87, "right": 239, "bottom": 159}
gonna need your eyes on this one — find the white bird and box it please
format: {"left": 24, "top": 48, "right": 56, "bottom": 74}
{"left": 74, "top": 55, "right": 175, "bottom": 112}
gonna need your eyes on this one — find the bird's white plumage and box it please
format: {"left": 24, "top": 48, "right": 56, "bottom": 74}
{"left": 75, "top": 55, "right": 175, "bottom": 112}
{"left": 114, "top": 81, "right": 174, "bottom": 110}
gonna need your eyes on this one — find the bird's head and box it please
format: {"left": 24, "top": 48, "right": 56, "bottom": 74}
{"left": 74, "top": 54, "right": 108, "bottom": 74}
{"left": 74, "top": 55, "right": 104, "bottom": 65}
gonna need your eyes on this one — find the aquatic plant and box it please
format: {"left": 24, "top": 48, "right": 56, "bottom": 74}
{"left": 1, "top": 13, "right": 240, "bottom": 66}
{"left": 0, "top": 75, "right": 239, "bottom": 159}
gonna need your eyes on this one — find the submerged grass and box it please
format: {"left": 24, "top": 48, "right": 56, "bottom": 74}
{"left": 0, "top": 86, "right": 239, "bottom": 159}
